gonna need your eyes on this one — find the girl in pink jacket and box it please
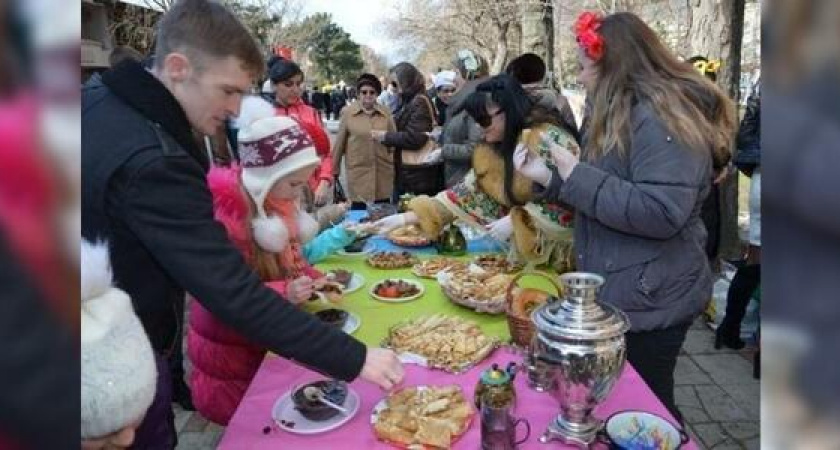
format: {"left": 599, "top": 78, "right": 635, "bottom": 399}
{"left": 187, "top": 98, "right": 357, "bottom": 425}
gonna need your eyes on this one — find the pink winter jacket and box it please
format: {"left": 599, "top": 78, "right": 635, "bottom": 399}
{"left": 187, "top": 165, "right": 322, "bottom": 425}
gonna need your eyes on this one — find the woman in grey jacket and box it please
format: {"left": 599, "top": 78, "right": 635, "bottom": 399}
{"left": 437, "top": 49, "right": 490, "bottom": 187}
{"left": 516, "top": 12, "right": 737, "bottom": 422}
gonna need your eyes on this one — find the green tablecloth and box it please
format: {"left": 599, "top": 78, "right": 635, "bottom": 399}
{"left": 307, "top": 253, "right": 562, "bottom": 347}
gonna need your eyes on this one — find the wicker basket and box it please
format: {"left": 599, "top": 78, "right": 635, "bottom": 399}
{"left": 505, "top": 272, "right": 564, "bottom": 348}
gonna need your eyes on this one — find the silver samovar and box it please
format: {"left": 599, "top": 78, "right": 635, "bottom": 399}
{"left": 529, "top": 272, "right": 630, "bottom": 447}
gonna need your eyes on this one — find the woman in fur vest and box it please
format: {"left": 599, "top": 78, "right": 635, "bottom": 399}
{"left": 187, "top": 97, "right": 401, "bottom": 425}
{"left": 375, "top": 74, "right": 580, "bottom": 272}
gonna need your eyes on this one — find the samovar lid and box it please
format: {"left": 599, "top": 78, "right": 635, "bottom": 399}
{"left": 532, "top": 272, "right": 630, "bottom": 340}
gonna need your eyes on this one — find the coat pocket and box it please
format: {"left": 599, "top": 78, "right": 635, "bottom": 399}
{"left": 603, "top": 250, "right": 665, "bottom": 312}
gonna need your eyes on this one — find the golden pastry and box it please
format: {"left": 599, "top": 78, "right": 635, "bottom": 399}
{"left": 373, "top": 385, "right": 473, "bottom": 449}
{"left": 386, "top": 315, "right": 497, "bottom": 372}
{"left": 367, "top": 251, "right": 418, "bottom": 269}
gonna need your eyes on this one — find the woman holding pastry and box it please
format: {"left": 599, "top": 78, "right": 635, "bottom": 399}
{"left": 374, "top": 73, "right": 580, "bottom": 272}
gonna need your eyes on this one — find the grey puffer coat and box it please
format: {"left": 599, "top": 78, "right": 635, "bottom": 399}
{"left": 542, "top": 102, "right": 712, "bottom": 331}
{"left": 440, "top": 79, "right": 484, "bottom": 187}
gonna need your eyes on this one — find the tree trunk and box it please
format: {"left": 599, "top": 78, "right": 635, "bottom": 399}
{"left": 551, "top": 0, "right": 563, "bottom": 88}
{"left": 508, "top": 21, "right": 523, "bottom": 63}
{"left": 723, "top": 0, "right": 745, "bottom": 101}
{"left": 490, "top": 21, "right": 511, "bottom": 75}
{"left": 687, "top": 0, "right": 746, "bottom": 261}
{"left": 519, "top": 0, "right": 554, "bottom": 78}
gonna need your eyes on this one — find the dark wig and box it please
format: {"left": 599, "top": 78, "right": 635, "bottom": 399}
{"left": 464, "top": 74, "right": 534, "bottom": 206}
{"left": 268, "top": 57, "right": 304, "bottom": 84}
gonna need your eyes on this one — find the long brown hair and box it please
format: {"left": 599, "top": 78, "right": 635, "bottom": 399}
{"left": 389, "top": 62, "right": 426, "bottom": 99}
{"left": 584, "top": 13, "right": 736, "bottom": 165}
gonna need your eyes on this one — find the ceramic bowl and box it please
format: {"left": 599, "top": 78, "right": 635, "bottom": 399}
{"left": 291, "top": 380, "right": 349, "bottom": 422}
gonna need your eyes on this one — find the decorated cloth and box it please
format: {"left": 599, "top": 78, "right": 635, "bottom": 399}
{"left": 408, "top": 123, "right": 577, "bottom": 271}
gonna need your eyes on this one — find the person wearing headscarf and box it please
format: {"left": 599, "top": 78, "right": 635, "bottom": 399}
{"left": 433, "top": 49, "right": 491, "bottom": 187}
{"left": 432, "top": 70, "right": 457, "bottom": 126}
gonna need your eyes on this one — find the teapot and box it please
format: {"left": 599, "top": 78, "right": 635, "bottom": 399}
{"left": 436, "top": 223, "right": 467, "bottom": 256}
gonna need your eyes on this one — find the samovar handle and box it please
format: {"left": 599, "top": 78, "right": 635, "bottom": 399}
{"left": 504, "top": 271, "right": 564, "bottom": 313}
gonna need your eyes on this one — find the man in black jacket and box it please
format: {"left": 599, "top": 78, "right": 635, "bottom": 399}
{"left": 82, "top": 1, "right": 402, "bottom": 447}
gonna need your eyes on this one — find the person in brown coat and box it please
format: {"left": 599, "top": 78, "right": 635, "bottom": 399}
{"left": 332, "top": 74, "right": 396, "bottom": 209}
{"left": 370, "top": 62, "right": 442, "bottom": 198}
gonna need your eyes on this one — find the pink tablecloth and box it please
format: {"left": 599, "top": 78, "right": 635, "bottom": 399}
{"left": 219, "top": 348, "right": 697, "bottom": 449}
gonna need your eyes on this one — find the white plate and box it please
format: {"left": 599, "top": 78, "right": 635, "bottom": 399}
{"left": 272, "top": 387, "right": 360, "bottom": 435}
{"left": 342, "top": 312, "right": 360, "bottom": 334}
{"left": 325, "top": 271, "right": 365, "bottom": 295}
{"left": 343, "top": 273, "right": 365, "bottom": 294}
{"left": 369, "top": 279, "right": 425, "bottom": 303}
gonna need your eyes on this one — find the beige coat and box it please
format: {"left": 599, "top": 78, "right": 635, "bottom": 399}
{"left": 332, "top": 102, "right": 396, "bottom": 202}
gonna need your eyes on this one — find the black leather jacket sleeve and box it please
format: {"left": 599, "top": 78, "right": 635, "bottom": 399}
{"left": 383, "top": 96, "right": 434, "bottom": 150}
{"left": 113, "top": 152, "right": 366, "bottom": 381}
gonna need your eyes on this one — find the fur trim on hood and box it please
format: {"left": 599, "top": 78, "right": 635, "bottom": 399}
{"left": 207, "top": 165, "right": 253, "bottom": 258}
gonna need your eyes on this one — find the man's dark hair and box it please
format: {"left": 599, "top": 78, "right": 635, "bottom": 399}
{"left": 153, "top": 0, "right": 264, "bottom": 77}
{"left": 505, "top": 53, "right": 546, "bottom": 85}
{"left": 268, "top": 57, "right": 304, "bottom": 84}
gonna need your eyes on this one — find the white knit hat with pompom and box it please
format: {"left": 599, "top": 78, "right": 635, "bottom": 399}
{"left": 235, "top": 96, "right": 320, "bottom": 252}
{"left": 81, "top": 240, "right": 157, "bottom": 439}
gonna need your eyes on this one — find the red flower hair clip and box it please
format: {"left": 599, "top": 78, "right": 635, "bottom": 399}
{"left": 574, "top": 12, "right": 605, "bottom": 61}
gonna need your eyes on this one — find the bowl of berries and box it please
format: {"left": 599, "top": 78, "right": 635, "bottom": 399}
{"left": 370, "top": 279, "right": 425, "bottom": 303}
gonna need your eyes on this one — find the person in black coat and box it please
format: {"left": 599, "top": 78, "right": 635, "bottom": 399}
{"left": 323, "top": 87, "right": 333, "bottom": 120}
{"left": 81, "top": 1, "right": 403, "bottom": 447}
{"left": 716, "top": 80, "right": 761, "bottom": 351}
{"left": 331, "top": 88, "right": 347, "bottom": 120}
{"left": 310, "top": 86, "right": 324, "bottom": 119}
{"left": 371, "top": 62, "right": 441, "bottom": 198}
